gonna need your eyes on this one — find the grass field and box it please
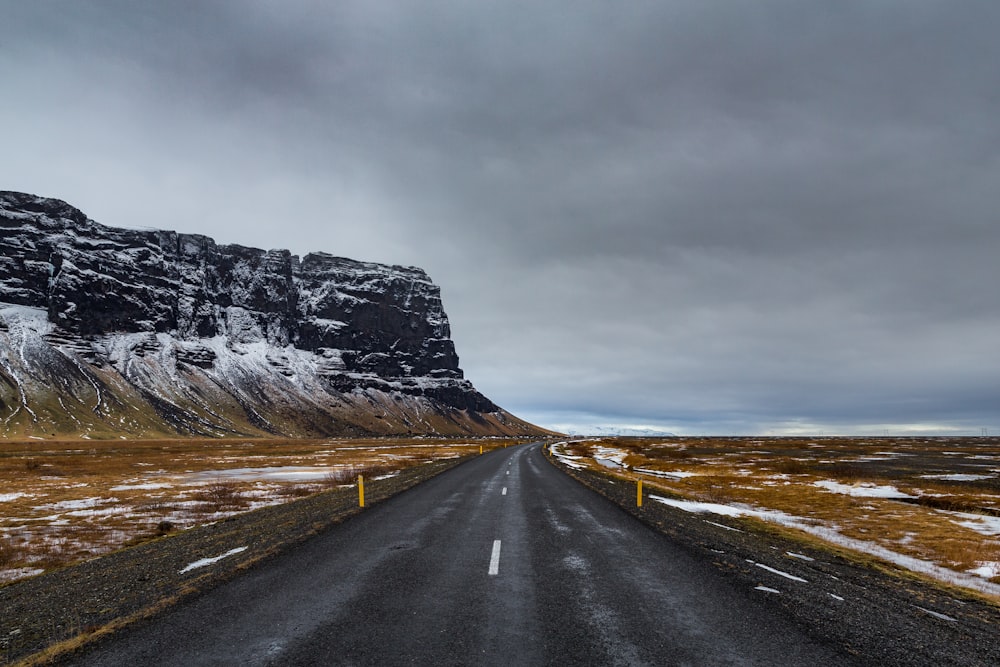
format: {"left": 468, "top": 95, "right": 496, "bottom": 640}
{"left": 551, "top": 436, "right": 1000, "bottom": 597}
{"left": 0, "top": 437, "right": 521, "bottom": 584}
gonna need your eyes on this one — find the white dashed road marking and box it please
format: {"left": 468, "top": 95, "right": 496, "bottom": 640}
{"left": 489, "top": 540, "right": 502, "bottom": 575}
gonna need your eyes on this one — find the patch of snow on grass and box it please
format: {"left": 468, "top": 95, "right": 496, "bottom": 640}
{"left": 0, "top": 492, "right": 28, "bottom": 502}
{"left": 179, "top": 546, "right": 248, "bottom": 574}
{"left": 813, "top": 480, "right": 915, "bottom": 499}
{"left": 968, "top": 562, "right": 1000, "bottom": 579}
{"left": 549, "top": 442, "right": 586, "bottom": 469}
{"left": 184, "top": 467, "right": 336, "bottom": 482}
{"left": 0, "top": 567, "right": 45, "bottom": 583}
{"left": 920, "top": 473, "right": 994, "bottom": 482}
{"left": 37, "top": 497, "right": 117, "bottom": 511}
{"left": 591, "top": 445, "right": 628, "bottom": 469}
{"left": 110, "top": 482, "right": 173, "bottom": 491}
{"left": 650, "top": 494, "right": 1000, "bottom": 596}
{"left": 634, "top": 468, "right": 698, "bottom": 479}
{"left": 649, "top": 495, "right": 799, "bottom": 523}
{"left": 940, "top": 511, "right": 1000, "bottom": 536}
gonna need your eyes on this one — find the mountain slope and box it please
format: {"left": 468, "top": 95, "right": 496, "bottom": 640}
{"left": 0, "top": 191, "right": 544, "bottom": 438}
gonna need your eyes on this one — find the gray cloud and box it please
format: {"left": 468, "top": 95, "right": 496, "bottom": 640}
{"left": 2, "top": 1, "right": 999, "bottom": 434}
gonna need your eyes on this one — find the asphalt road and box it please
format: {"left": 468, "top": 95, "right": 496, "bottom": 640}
{"left": 68, "top": 442, "right": 852, "bottom": 666}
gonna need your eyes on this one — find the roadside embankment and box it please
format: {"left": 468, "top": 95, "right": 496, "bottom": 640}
{"left": 546, "top": 446, "right": 1000, "bottom": 667}
{"left": 1, "top": 456, "right": 465, "bottom": 666}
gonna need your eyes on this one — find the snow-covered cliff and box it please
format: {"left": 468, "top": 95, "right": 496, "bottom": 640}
{"left": 0, "top": 191, "right": 541, "bottom": 438}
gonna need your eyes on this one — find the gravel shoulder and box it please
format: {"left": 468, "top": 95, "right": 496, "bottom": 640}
{"left": 1, "top": 457, "right": 466, "bottom": 666}
{"left": 548, "top": 450, "right": 1000, "bottom": 666}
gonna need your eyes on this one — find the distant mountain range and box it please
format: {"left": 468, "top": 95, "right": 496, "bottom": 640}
{"left": 0, "top": 191, "right": 547, "bottom": 439}
{"left": 560, "top": 426, "right": 678, "bottom": 438}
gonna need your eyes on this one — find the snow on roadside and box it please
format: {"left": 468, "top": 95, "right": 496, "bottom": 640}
{"left": 179, "top": 546, "right": 248, "bottom": 574}
{"left": 0, "top": 492, "right": 28, "bottom": 502}
{"left": 548, "top": 442, "right": 587, "bottom": 469}
{"left": 0, "top": 567, "right": 44, "bottom": 583}
{"left": 648, "top": 494, "right": 1000, "bottom": 597}
{"left": 649, "top": 495, "right": 799, "bottom": 523}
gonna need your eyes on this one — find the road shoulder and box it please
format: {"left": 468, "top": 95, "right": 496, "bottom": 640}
{"left": 545, "top": 447, "right": 1000, "bottom": 666}
{"left": 1, "top": 457, "right": 466, "bottom": 666}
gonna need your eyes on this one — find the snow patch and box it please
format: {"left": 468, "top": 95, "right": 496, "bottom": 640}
{"left": 37, "top": 497, "right": 116, "bottom": 511}
{"left": 920, "top": 474, "right": 994, "bottom": 482}
{"left": 0, "top": 303, "right": 52, "bottom": 335}
{"left": 813, "top": 480, "right": 915, "bottom": 499}
{"left": 591, "top": 445, "right": 628, "bottom": 469}
{"left": 634, "top": 468, "right": 698, "bottom": 479}
{"left": 940, "top": 511, "right": 1000, "bottom": 536}
{"left": 179, "top": 546, "right": 248, "bottom": 574}
{"left": 0, "top": 567, "right": 45, "bottom": 583}
{"left": 110, "top": 482, "right": 173, "bottom": 491}
{"left": 184, "top": 466, "right": 338, "bottom": 483}
{"left": 649, "top": 494, "right": 1000, "bottom": 596}
{"left": 968, "top": 562, "right": 1000, "bottom": 579}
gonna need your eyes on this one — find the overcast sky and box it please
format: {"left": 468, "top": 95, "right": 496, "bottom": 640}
{"left": 2, "top": 1, "right": 998, "bottom": 435}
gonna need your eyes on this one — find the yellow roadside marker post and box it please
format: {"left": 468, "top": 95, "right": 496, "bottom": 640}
{"left": 637, "top": 479, "right": 643, "bottom": 507}
{"left": 480, "top": 445, "right": 483, "bottom": 454}
{"left": 358, "top": 474, "right": 365, "bottom": 508}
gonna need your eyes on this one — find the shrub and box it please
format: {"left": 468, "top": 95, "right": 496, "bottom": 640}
{"left": 0, "top": 535, "right": 25, "bottom": 568}
{"left": 194, "top": 480, "right": 243, "bottom": 511}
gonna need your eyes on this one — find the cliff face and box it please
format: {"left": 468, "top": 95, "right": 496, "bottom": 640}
{"left": 0, "top": 191, "right": 541, "bottom": 438}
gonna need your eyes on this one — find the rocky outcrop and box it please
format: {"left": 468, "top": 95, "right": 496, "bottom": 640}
{"left": 0, "top": 191, "right": 543, "bottom": 438}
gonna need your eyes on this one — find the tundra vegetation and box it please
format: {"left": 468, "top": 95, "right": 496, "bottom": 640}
{"left": 0, "top": 437, "right": 519, "bottom": 584}
{"left": 552, "top": 436, "right": 1000, "bottom": 599}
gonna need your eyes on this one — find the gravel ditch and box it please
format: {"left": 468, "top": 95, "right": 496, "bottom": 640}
{"left": 1, "top": 457, "right": 466, "bottom": 666}
{"left": 548, "top": 453, "right": 1000, "bottom": 667}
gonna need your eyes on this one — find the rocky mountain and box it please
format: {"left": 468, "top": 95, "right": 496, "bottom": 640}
{"left": 0, "top": 191, "right": 544, "bottom": 438}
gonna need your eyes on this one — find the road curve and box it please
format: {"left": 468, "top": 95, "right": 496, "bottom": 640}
{"left": 68, "top": 442, "right": 851, "bottom": 666}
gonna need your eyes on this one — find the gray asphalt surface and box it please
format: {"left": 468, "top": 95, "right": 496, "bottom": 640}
{"left": 68, "top": 442, "right": 852, "bottom": 666}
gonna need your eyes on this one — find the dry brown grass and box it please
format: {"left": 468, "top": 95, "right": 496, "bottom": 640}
{"left": 0, "top": 437, "right": 526, "bottom": 584}
{"left": 556, "top": 436, "right": 1000, "bottom": 590}
{"left": 0, "top": 534, "right": 25, "bottom": 568}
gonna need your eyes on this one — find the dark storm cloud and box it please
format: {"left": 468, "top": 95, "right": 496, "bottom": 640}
{"left": 2, "top": 1, "right": 998, "bottom": 433}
